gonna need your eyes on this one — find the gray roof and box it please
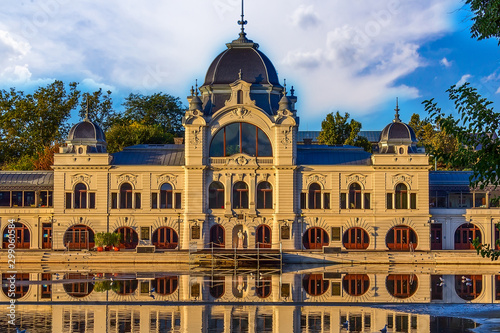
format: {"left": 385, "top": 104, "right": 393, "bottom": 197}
{"left": 297, "top": 145, "right": 372, "bottom": 166}
{"left": 112, "top": 144, "right": 185, "bottom": 166}
{"left": 297, "top": 131, "right": 382, "bottom": 143}
{"left": 0, "top": 171, "right": 54, "bottom": 190}
{"left": 429, "top": 171, "right": 474, "bottom": 192}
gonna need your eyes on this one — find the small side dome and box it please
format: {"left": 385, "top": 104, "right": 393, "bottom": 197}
{"left": 378, "top": 100, "right": 418, "bottom": 154}
{"left": 64, "top": 118, "right": 107, "bottom": 154}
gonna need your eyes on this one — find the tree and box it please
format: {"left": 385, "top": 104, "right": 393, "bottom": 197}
{"left": 122, "top": 93, "right": 184, "bottom": 135}
{"left": 466, "top": 0, "right": 500, "bottom": 44}
{"left": 79, "top": 89, "right": 115, "bottom": 131}
{"left": 317, "top": 111, "right": 371, "bottom": 152}
{"left": 472, "top": 223, "right": 500, "bottom": 261}
{"left": 106, "top": 122, "right": 174, "bottom": 154}
{"left": 0, "top": 81, "right": 80, "bottom": 168}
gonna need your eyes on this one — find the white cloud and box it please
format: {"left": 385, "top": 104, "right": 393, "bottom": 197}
{"left": 291, "top": 5, "right": 320, "bottom": 29}
{"left": 456, "top": 74, "right": 472, "bottom": 87}
{"left": 440, "top": 57, "right": 452, "bottom": 68}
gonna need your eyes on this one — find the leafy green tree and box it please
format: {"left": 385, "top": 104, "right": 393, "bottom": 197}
{"left": 79, "top": 89, "right": 115, "bottom": 131}
{"left": 122, "top": 93, "right": 184, "bottom": 135}
{"left": 466, "top": 0, "right": 500, "bottom": 44}
{"left": 317, "top": 111, "right": 371, "bottom": 152}
{"left": 106, "top": 122, "right": 174, "bottom": 154}
{"left": 0, "top": 81, "right": 80, "bottom": 168}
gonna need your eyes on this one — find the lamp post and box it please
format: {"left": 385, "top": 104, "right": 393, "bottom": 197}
{"left": 177, "top": 213, "right": 181, "bottom": 251}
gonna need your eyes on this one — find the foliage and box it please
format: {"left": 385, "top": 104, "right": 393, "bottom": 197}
{"left": 424, "top": 83, "right": 500, "bottom": 187}
{"left": 0, "top": 81, "right": 80, "bottom": 168}
{"left": 122, "top": 93, "right": 185, "bottom": 135}
{"left": 110, "top": 232, "right": 122, "bottom": 247}
{"left": 317, "top": 111, "right": 372, "bottom": 152}
{"left": 2, "top": 155, "right": 35, "bottom": 171}
{"left": 93, "top": 280, "right": 119, "bottom": 292}
{"left": 94, "top": 232, "right": 106, "bottom": 247}
{"left": 79, "top": 89, "right": 115, "bottom": 131}
{"left": 472, "top": 223, "right": 500, "bottom": 261}
{"left": 106, "top": 122, "right": 174, "bottom": 154}
{"left": 466, "top": 0, "right": 500, "bottom": 44}
{"left": 33, "top": 144, "right": 60, "bottom": 170}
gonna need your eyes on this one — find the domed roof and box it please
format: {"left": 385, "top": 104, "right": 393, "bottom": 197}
{"left": 67, "top": 119, "right": 106, "bottom": 143}
{"left": 204, "top": 46, "right": 280, "bottom": 86}
{"left": 380, "top": 121, "right": 417, "bottom": 143}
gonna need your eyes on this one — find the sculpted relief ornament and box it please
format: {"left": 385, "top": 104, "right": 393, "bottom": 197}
{"left": 71, "top": 174, "right": 91, "bottom": 185}
{"left": 392, "top": 174, "right": 413, "bottom": 186}
{"left": 346, "top": 174, "right": 367, "bottom": 186}
{"left": 281, "top": 127, "right": 292, "bottom": 148}
{"left": 157, "top": 174, "right": 178, "bottom": 187}
{"left": 307, "top": 174, "right": 326, "bottom": 186}
{"left": 190, "top": 128, "right": 201, "bottom": 149}
{"left": 230, "top": 107, "right": 252, "bottom": 119}
{"left": 117, "top": 174, "right": 138, "bottom": 186}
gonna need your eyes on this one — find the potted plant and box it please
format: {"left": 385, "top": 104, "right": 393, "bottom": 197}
{"left": 111, "top": 232, "right": 122, "bottom": 251}
{"left": 104, "top": 233, "right": 113, "bottom": 251}
{"left": 95, "top": 232, "right": 105, "bottom": 252}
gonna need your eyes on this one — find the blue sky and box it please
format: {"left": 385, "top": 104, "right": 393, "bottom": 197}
{"left": 0, "top": 0, "right": 499, "bottom": 131}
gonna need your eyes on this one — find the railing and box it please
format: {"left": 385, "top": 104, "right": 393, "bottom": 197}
{"left": 208, "top": 157, "right": 274, "bottom": 165}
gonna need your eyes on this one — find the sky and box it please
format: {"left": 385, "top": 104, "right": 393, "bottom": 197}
{"left": 1, "top": 0, "right": 499, "bottom": 131}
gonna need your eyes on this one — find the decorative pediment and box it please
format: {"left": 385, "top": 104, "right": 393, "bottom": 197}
{"left": 71, "top": 174, "right": 91, "bottom": 186}
{"left": 230, "top": 107, "right": 252, "bottom": 120}
{"left": 157, "top": 174, "right": 178, "bottom": 187}
{"left": 224, "top": 80, "right": 256, "bottom": 107}
{"left": 117, "top": 174, "right": 138, "bottom": 186}
{"left": 306, "top": 174, "right": 327, "bottom": 187}
{"left": 226, "top": 154, "right": 258, "bottom": 167}
{"left": 346, "top": 174, "right": 367, "bottom": 186}
{"left": 392, "top": 173, "right": 413, "bottom": 186}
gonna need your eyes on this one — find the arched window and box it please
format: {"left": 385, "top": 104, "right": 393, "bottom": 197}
{"left": 120, "top": 183, "right": 133, "bottom": 209}
{"left": 455, "top": 275, "right": 482, "bottom": 301}
{"left": 256, "top": 276, "right": 272, "bottom": 298}
{"left": 64, "top": 225, "right": 95, "bottom": 250}
{"left": 386, "top": 274, "right": 418, "bottom": 299}
{"left": 233, "top": 182, "right": 248, "bottom": 209}
{"left": 160, "top": 183, "right": 173, "bottom": 209}
{"left": 152, "top": 227, "right": 178, "bottom": 249}
{"left": 116, "top": 227, "right": 139, "bottom": 249}
{"left": 343, "top": 227, "right": 369, "bottom": 249}
{"left": 74, "top": 183, "right": 87, "bottom": 209}
{"left": 343, "top": 274, "right": 370, "bottom": 296}
{"left": 209, "top": 182, "right": 225, "bottom": 209}
{"left": 2, "top": 273, "right": 29, "bottom": 299}
{"left": 209, "top": 123, "right": 273, "bottom": 157}
{"left": 308, "top": 183, "right": 321, "bottom": 209}
{"left": 2, "top": 222, "right": 30, "bottom": 249}
{"left": 116, "top": 280, "right": 138, "bottom": 296}
{"left": 63, "top": 273, "right": 94, "bottom": 298}
{"left": 303, "top": 274, "right": 329, "bottom": 296}
{"left": 210, "top": 225, "right": 225, "bottom": 248}
{"left": 395, "top": 183, "right": 408, "bottom": 209}
{"left": 257, "top": 182, "right": 273, "bottom": 209}
{"left": 303, "top": 227, "right": 329, "bottom": 249}
{"left": 256, "top": 224, "right": 272, "bottom": 248}
{"left": 386, "top": 226, "right": 417, "bottom": 251}
{"left": 348, "top": 183, "right": 362, "bottom": 209}
{"left": 209, "top": 276, "right": 225, "bottom": 298}
{"left": 455, "top": 223, "right": 481, "bottom": 250}
{"left": 153, "top": 277, "right": 178, "bottom": 295}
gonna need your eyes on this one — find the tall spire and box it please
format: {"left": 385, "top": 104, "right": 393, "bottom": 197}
{"left": 394, "top": 97, "right": 401, "bottom": 122}
{"left": 229, "top": 0, "right": 255, "bottom": 45}
{"left": 238, "top": 0, "right": 247, "bottom": 35}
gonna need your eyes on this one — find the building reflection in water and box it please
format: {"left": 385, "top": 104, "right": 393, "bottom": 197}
{"left": 0, "top": 268, "right": 492, "bottom": 332}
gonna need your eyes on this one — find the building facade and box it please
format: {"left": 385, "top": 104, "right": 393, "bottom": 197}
{"left": 1, "top": 27, "right": 499, "bottom": 253}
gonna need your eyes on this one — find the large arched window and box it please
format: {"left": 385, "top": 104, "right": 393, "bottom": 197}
{"left": 343, "top": 227, "right": 369, "bottom": 249}
{"left": 455, "top": 275, "right": 482, "bottom": 301}
{"left": 209, "top": 182, "right": 225, "bottom": 209}
{"left": 210, "top": 123, "right": 273, "bottom": 157}
{"left": 160, "top": 183, "right": 173, "bottom": 209}
{"left": 120, "top": 183, "right": 133, "bottom": 209}
{"left": 233, "top": 182, "right": 249, "bottom": 209}
{"left": 386, "top": 226, "right": 417, "bottom": 251}
{"left": 386, "top": 274, "right": 418, "bottom": 299}
{"left": 455, "top": 223, "right": 481, "bottom": 250}
{"left": 308, "top": 183, "right": 321, "bottom": 209}
{"left": 257, "top": 182, "right": 273, "bottom": 209}
{"left": 395, "top": 183, "right": 408, "bottom": 209}
{"left": 303, "top": 274, "right": 329, "bottom": 296}
{"left": 2, "top": 222, "right": 30, "bottom": 249}
{"left": 64, "top": 225, "right": 95, "bottom": 250}
{"left": 74, "top": 183, "right": 87, "bottom": 209}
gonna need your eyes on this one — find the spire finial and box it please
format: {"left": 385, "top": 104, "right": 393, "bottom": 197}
{"left": 238, "top": 69, "right": 242, "bottom": 80}
{"left": 195, "top": 79, "right": 199, "bottom": 96}
{"left": 283, "top": 79, "right": 287, "bottom": 96}
{"left": 238, "top": 0, "right": 247, "bottom": 35}
{"left": 190, "top": 86, "right": 195, "bottom": 97}
{"left": 394, "top": 97, "right": 401, "bottom": 122}
{"left": 85, "top": 97, "right": 90, "bottom": 121}
{"left": 291, "top": 86, "right": 295, "bottom": 97}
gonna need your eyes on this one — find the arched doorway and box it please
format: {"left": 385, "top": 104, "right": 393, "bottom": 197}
{"left": 303, "top": 227, "right": 329, "bottom": 250}
{"left": 256, "top": 276, "right": 272, "bottom": 298}
{"left": 342, "top": 274, "right": 370, "bottom": 296}
{"left": 343, "top": 227, "right": 369, "bottom": 249}
{"left": 455, "top": 275, "right": 482, "bottom": 301}
{"left": 386, "top": 274, "right": 418, "bottom": 299}
{"left": 210, "top": 225, "right": 225, "bottom": 248}
{"left": 116, "top": 280, "right": 138, "bottom": 296}
{"left": 152, "top": 227, "right": 178, "bottom": 249}
{"left": 116, "top": 227, "right": 139, "bottom": 249}
{"left": 2, "top": 273, "right": 29, "bottom": 299}
{"left": 2, "top": 222, "right": 30, "bottom": 249}
{"left": 386, "top": 226, "right": 417, "bottom": 251}
{"left": 209, "top": 276, "right": 225, "bottom": 299}
{"left": 256, "top": 225, "right": 272, "bottom": 248}
{"left": 153, "top": 276, "right": 178, "bottom": 296}
{"left": 63, "top": 273, "right": 94, "bottom": 298}
{"left": 455, "top": 223, "right": 481, "bottom": 250}
{"left": 303, "top": 274, "right": 329, "bottom": 296}
{"left": 64, "top": 225, "right": 94, "bottom": 250}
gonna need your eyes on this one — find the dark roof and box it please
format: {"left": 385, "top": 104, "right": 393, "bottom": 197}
{"left": 68, "top": 119, "right": 106, "bottom": 142}
{"left": 111, "top": 144, "right": 185, "bottom": 166}
{"left": 297, "top": 145, "right": 372, "bottom": 166}
{"left": 0, "top": 171, "right": 54, "bottom": 190}
{"left": 297, "top": 131, "right": 382, "bottom": 143}
{"left": 204, "top": 46, "right": 280, "bottom": 86}
{"left": 380, "top": 121, "right": 417, "bottom": 143}
{"left": 429, "top": 171, "right": 474, "bottom": 192}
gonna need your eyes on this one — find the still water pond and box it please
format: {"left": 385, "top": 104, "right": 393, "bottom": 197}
{"left": 1, "top": 266, "right": 498, "bottom": 332}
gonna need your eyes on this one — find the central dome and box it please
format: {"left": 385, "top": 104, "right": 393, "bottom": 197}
{"left": 204, "top": 46, "right": 280, "bottom": 86}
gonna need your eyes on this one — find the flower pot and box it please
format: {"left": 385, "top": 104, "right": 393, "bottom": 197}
{"left": 97, "top": 246, "right": 104, "bottom": 252}
{"left": 105, "top": 246, "right": 112, "bottom": 251}
{"left": 113, "top": 246, "right": 120, "bottom": 251}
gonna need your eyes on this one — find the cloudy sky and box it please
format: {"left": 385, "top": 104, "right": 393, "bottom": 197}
{"left": 1, "top": 0, "right": 499, "bottom": 130}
